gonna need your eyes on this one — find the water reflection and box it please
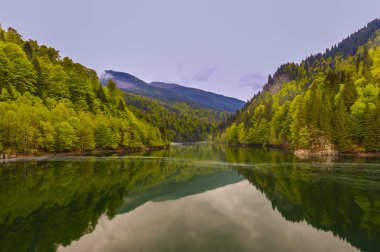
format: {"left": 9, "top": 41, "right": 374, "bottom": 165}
{"left": 237, "top": 162, "right": 380, "bottom": 252}
{"left": 60, "top": 181, "right": 358, "bottom": 252}
{"left": 0, "top": 144, "right": 379, "bottom": 252}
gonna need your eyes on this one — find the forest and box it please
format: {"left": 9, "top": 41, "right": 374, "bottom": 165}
{"left": 124, "top": 93, "right": 230, "bottom": 142}
{"left": 221, "top": 19, "right": 380, "bottom": 153}
{"left": 0, "top": 25, "right": 167, "bottom": 155}
{"left": 2, "top": 18, "right": 380, "bottom": 155}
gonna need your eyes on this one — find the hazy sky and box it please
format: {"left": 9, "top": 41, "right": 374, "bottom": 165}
{"left": 1, "top": 0, "right": 379, "bottom": 100}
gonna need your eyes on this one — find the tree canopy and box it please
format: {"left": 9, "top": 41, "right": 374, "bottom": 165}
{"left": 0, "top": 26, "right": 167, "bottom": 154}
{"left": 221, "top": 21, "right": 380, "bottom": 152}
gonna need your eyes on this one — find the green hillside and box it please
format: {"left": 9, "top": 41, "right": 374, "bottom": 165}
{"left": 100, "top": 70, "right": 244, "bottom": 142}
{"left": 0, "top": 25, "right": 167, "bottom": 155}
{"left": 221, "top": 18, "right": 380, "bottom": 154}
{"left": 124, "top": 92, "right": 230, "bottom": 142}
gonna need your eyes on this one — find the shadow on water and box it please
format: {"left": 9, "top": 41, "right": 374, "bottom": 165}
{"left": 0, "top": 143, "right": 379, "bottom": 252}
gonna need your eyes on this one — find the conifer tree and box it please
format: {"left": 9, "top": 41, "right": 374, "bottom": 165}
{"left": 333, "top": 99, "right": 352, "bottom": 151}
{"left": 23, "top": 41, "right": 33, "bottom": 60}
{"left": 96, "top": 85, "right": 107, "bottom": 103}
{"left": 363, "top": 104, "right": 380, "bottom": 151}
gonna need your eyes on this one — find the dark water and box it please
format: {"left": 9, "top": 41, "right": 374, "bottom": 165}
{"left": 0, "top": 144, "right": 379, "bottom": 252}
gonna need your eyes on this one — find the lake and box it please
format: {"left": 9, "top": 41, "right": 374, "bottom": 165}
{"left": 0, "top": 144, "right": 379, "bottom": 252}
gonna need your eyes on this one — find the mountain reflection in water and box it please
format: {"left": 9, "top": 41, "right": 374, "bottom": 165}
{"left": 0, "top": 144, "right": 379, "bottom": 252}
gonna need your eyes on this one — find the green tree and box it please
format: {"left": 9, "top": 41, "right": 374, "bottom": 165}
{"left": 23, "top": 41, "right": 33, "bottom": 60}
{"left": 0, "top": 30, "right": 5, "bottom": 41}
{"left": 333, "top": 99, "right": 352, "bottom": 151}
{"left": 298, "top": 126, "right": 312, "bottom": 149}
{"left": 5, "top": 27, "right": 23, "bottom": 44}
{"left": 39, "top": 121, "right": 56, "bottom": 152}
{"left": 237, "top": 122, "right": 245, "bottom": 144}
{"left": 78, "top": 113, "right": 95, "bottom": 151}
{"left": 96, "top": 85, "right": 107, "bottom": 103}
{"left": 55, "top": 122, "right": 76, "bottom": 151}
{"left": 225, "top": 123, "right": 238, "bottom": 144}
{"left": 363, "top": 104, "right": 380, "bottom": 151}
{"left": 94, "top": 123, "right": 116, "bottom": 149}
{"left": 47, "top": 65, "right": 70, "bottom": 99}
{"left": 107, "top": 79, "right": 117, "bottom": 95}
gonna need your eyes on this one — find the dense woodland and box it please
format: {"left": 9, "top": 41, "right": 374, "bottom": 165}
{"left": 124, "top": 93, "right": 230, "bottom": 142}
{"left": 221, "top": 19, "right": 380, "bottom": 152}
{"left": 0, "top": 25, "right": 167, "bottom": 155}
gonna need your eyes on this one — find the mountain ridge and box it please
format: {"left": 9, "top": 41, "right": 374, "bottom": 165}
{"left": 100, "top": 70, "right": 245, "bottom": 112}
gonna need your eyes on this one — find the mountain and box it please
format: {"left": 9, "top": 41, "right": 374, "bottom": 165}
{"left": 101, "top": 70, "right": 245, "bottom": 112}
{"left": 221, "top": 18, "right": 380, "bottom": 154}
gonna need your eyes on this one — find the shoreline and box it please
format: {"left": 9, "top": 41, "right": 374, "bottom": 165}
{"left": 170, "top": 141, "right": 212, "bottom": 146}
{"left": 0, "top": 145, "right": 170, "bottom": 163}
{"left": 2, "top": 143, "right": 380, "bottom": 163}
{"left": 224, "top": 143, "right": 380, "bottom": 158}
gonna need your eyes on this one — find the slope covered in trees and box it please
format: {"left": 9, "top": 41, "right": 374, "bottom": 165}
{"left": 101, "top": 70, "right": 239, "bottom": 142}
{"left": 0, "top": 25, "right": 167, "bottom": 155}
{"left": 124, "top": 92, "right": 230, "bottom": 142}
{"left": 221, "top": 19, "right": 380, "bottom": 153}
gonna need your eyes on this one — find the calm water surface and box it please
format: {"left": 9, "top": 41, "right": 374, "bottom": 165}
{"left": 0, "top": 144, "right": 379, "bottom": 252}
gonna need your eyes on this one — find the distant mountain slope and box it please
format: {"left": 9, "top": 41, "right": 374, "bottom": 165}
{"left": 124, "top": 92, "right": 230, "bottom": 142}
{"left": 101, "top": 70, "right": 244, "bottom": 112}
{"left": 150, "top": 81, "right": 245, "bottom": 112}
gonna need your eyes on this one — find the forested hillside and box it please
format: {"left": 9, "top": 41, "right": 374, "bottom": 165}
{"left": 101, "top": 70, "right": 240, "bottom": 142}
{"left": 221, "top": 19, "right": 380, "bottom": 153}
{"left": 125, "top": 93, "right": 230, "bottom": 142}
{"left": 0, "top": 25, "right": 167, "bottom": 155}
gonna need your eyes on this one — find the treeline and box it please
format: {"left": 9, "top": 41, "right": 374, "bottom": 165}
{"left": 0, "top": 25, "right": 167, "bottom": 154}
{"left": 125, "top": 93, "right": 230, "bottom": 142}
{"left": 221, "top": 23, "right": 380, "bottom": 152}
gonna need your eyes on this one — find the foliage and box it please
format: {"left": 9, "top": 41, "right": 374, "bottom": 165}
{"left": 0, "top": 26, "right": 167, "bottom": 154}
{"left": 124, "top": 93, "right": 230, "bottom": 142}
{"left": 221, "top": 20, "right": 380, "bottom": 152}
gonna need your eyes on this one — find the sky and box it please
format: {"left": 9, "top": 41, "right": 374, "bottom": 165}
{"left": 1, "top": 0, "right": 380, "bottom": 101}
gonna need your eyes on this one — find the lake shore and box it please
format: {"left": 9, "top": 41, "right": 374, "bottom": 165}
{"left": 294, "top": 148, "right": 380, "bottom": 158}
{"left": 0, "top": 145, "right": 170, "bottom": 162}
{"left": 3, "top": 142, "right": 380, "bottom": 163}
{"left": 224, "top": 142, "right": 380, "bottom": 158}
